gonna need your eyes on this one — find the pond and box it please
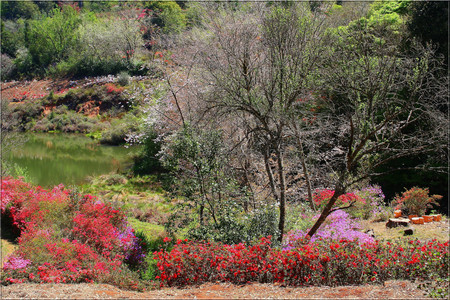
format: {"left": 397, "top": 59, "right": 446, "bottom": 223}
{"left": 5, "top": 133, "right": 140, "bottom": 188}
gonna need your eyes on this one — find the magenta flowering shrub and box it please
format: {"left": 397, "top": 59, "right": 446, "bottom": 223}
{"left": 154, "top": 238, "right": 449, "bottom": 287}
{"left": 3, "top": 255, "right": 31, "bottom": 270}
{"left": 0, "top": 177, "right": 144, "bottom": 290}
{"left": 283, "top": 210, "right": 374, "bottom": 250}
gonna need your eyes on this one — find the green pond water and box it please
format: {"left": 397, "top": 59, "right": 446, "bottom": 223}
{"left": 6, "top": 133, "right": 140, "bottom": 188}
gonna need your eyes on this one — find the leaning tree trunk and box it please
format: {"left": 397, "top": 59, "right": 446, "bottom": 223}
{"left": 306, "top": 185, "right": 345, "bottom": 239}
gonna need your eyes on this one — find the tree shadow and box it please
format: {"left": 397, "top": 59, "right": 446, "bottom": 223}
{"left": 1, "top": 212, "right": 20, "bottom": 245}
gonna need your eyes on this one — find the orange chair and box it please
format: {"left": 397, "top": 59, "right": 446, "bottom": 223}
{"left": 432, "top": 214, "right": 442, "bottom": 222}
{"left": 423, "top": 215, "right": 433, "bottom": 223}
{"left": 411, "top": 217, "right": 424, "bottom": 225}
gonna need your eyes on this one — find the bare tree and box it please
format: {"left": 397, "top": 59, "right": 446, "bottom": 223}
{"left": 197, "top": 3, "right": 332, "bottom": 241}
{"left": 147, "top": 2, "right": 447, "bottom": 242}
{"left": 305, "top": 23, "right": 448, "bottom": 238}
{"left": 80, "top": 12, "right": 143, "bottom": 66}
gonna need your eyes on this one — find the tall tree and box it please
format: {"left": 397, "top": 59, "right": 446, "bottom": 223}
{"left": 306, "top": 21, "right": 448, "bottom": 238}
{"left": 407, "top": 0, "right": 448, "bottom": 67}
{"left": 198, "top": 4, "right": 331, "bottom": 241}
{"left": 26, "top": 5, "right": 81, "bottom": 69}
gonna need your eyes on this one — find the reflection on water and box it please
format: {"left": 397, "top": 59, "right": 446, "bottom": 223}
{"left": 6, "top": 133, "right": 140, "bottom": 187}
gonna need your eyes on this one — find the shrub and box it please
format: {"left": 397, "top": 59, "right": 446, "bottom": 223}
{"left": 313, "top": 189, "right": 364, "bottom": 210}
{"left": 283, "top": 210, "right": 374, "bottom": 250}
{"left": 141, "top": 255, "right": 158, "bottom": 281}
{"left": 145, "top": 1, "right": 186, "bottom": 34}
{"left": 132, "top": 131, "right": 164, "bottom": 175}
{"left": 133, "top": 230, "right": 162, "bottom": 280}
{"left": 154, "top": 237, "right": 449, "bottom": 287}
{"left": 349, "top": 185, "right": 386, "bottom": 220}
{"left": 32, "top": 118, "right": 53, "bottom": 132}
{"left": 59, "top": 56, "right": 130, "bottom": 78}
{"left": 100, "top": 116, "right": 140, "bottom": 145}
{"left": 9, "top": 101, "right": 43, "bottom": 131}
{"left": 285, "top": 202, "right": 316, "bottom": 233}
{"left": 0, "top": 177, "right": 145, "bottom": 290}
{"left": 393, "top": 187, "right": 442, "bottom": 216}
{"left": 117, "top": 71, "right": 130, "bottom": 86}
{"left": 372, "top": 206, "right": 393, "bottom": 222}
{"left": 244, "top": 203, "right": 280, "bottom": 242}
{"left": 33, "top": 110, "right": 101, "bottom": 133}
{"left": 105, "top": 83, "right": 125, "bottom": 94}
{"left": 172, "top": 200, "right": 280, "bottom": 245}
{"left": 104, "top": 174, "right": 128, "bottom": 186}
{"left": 1, "top": 53, "right": 16, "bottom": 80}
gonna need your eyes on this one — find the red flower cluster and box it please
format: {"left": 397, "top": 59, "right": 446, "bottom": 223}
{"left": 313, "top": 189, "right": 364, "bottom": 209}
{"left": 1, "top": 178, "right": 141, "bottom": 289}
{"left": 105, "top": 83, "right": 125, "bottom": 94}
{"left": 11, "top": 91, "right": 48, "bottom": 101}
{"left": 155, "top": 237, "right": 449, "bottom": 287}
{"left": 392, "top": 187, "right": 442, "bottom": 216}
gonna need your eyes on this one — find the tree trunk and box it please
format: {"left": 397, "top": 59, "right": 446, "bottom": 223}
{"left": 293, "top": 122, "right": 315, "bottom": 210}
{"left": 300, "top": 151, "right": 315, "bottom": 210}
{"left": 199, "top": 204, "right": 204, "bottom": 226}
{"left": 276, "top": 149, "right": 287, "bottom": 243}
{"left": 306, "top": 185, "right": 344, "bottom": 238}
{"left": 242, "top": 158, "right": 253, "bottom": 212}
{"left": 264, "top": 148, "right": 279, "bottom": 201}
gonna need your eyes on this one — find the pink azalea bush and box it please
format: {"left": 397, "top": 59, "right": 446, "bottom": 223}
{"left": 1, "top": 177, "right": 145, "bottom": 290}
{"left": 2, "top": 255, "right": 31, "bottom": 270}
{"left": 283, "top": 210, "right": 374, "bottom": 251}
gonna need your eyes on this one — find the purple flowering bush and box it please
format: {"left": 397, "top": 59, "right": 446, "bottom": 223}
{"left": 283, "top": 210, "right": 374, "bottom": 250}
{"left": 3, "top": 255, "right": 31, "bottom": 270}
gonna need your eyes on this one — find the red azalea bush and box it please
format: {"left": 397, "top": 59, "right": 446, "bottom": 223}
{"left": 2, "top": 177, "right": 448, "bottom": 290}
{"left": 105, "top": 83, "right": 125, "bottom": 94}
{"left": 393, "top": 187, "right": 442, "bottom": 216}
{"left": 313, "top": 189, "right": 364, "bottom": 210}
{"left": 155, "top": 237, "right": 449, "bottom": 287}
{"left": 1, "top": 177, "right": 144, "bottom": 290}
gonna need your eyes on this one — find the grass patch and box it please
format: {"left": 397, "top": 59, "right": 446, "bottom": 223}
{"left": 361, "top": 216, "right": 449, "bottom": 242}
{"left": 82, "top": 174, "right": 167, "bottom": 196}
{"left": 128, "top": 218, "right": 165, "bottom": 240}
{"left": 81, "top": 174, "right": 174, "bottom": 215}
{"left": 1, "top": 239, "right": 17, "bottom": 268}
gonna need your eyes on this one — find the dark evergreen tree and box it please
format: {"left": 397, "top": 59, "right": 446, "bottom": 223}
{"left": 408, "top": 1, "right": 448, "bottom": 66}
